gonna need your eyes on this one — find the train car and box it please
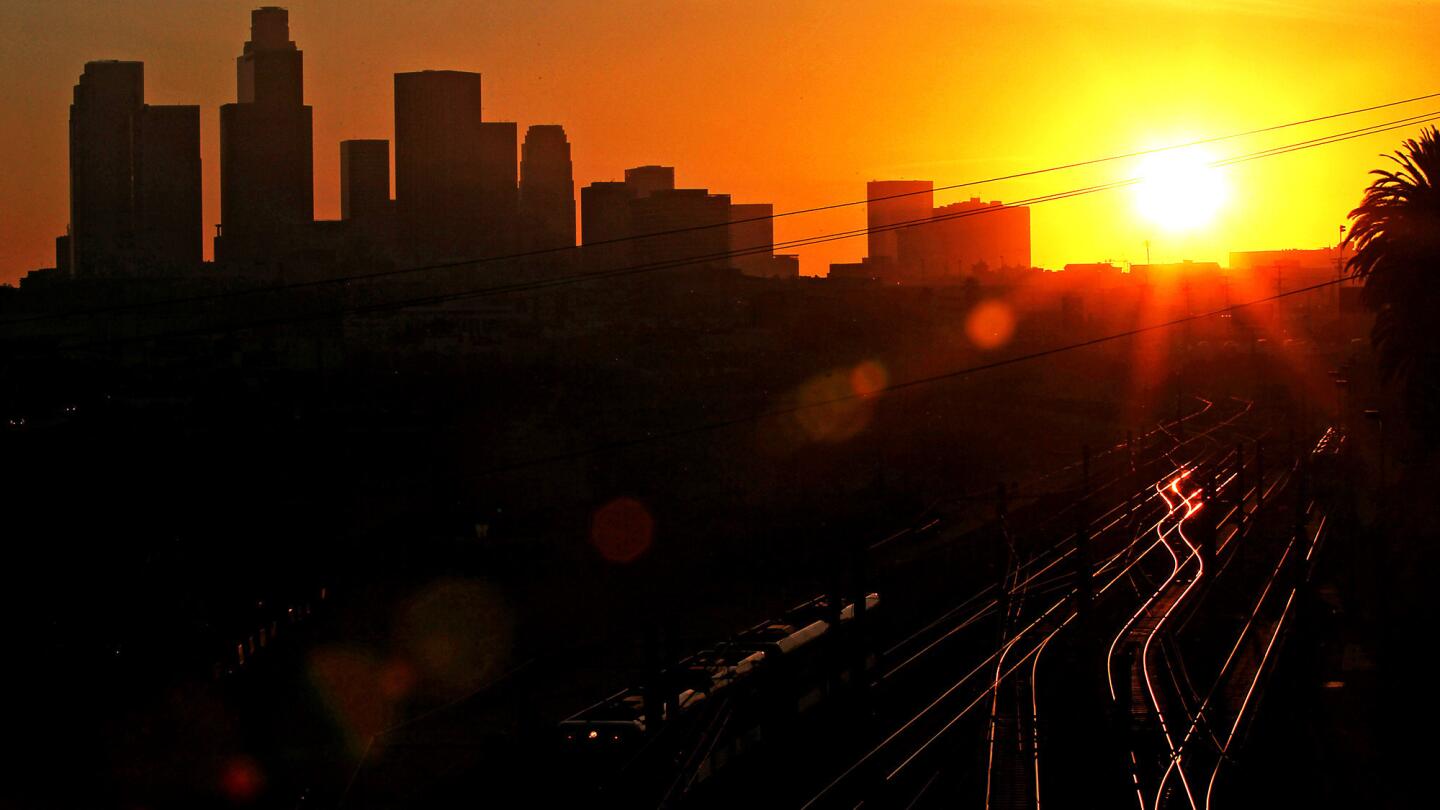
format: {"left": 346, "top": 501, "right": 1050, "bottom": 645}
{"left": 1309, "top": 426, "right": 1347, "bottom": 499}
{"left": 558, "top": 592, "right": 880, "bottom": 795}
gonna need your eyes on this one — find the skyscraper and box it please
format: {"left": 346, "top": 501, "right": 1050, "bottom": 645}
{"left": 729, "top": 203, "right": 793, "bottom": 278}
{"left": 340, "top": 139, "right": 390, "bottom": 222}
{"left": 630, "top": 189, "right": 730, "bottom": 274}
{"left": 896, "top": 197, "right": 1031, "bottom": 278}
{"left": 622, "top": 165, "right": 675, "bottom": 199}
{"left": 69, "top": 61, "right": 143, "bottom": 277}
{"left": 393, "top": 70, "right": 483, "bottom": 262}
{"left": 68, "top": 60, "right": 201, "bottom": 276}
{"left": 136, "top": 104, "right": 202, "bottom": 268}
{"left": 218, "top": 6, "right": 314, "bottom": 262}
{"left": 479, "top": 121, "right": 519, "bottom": 254}
{"left": 580, "top": 181, "right": 634, "bottom": 273}
{"left": 866, "top": 180, "right": 933, "bottom": 266}
{"left": 581, "top": 167, "right": 768, "bottom": 278}
{"left": 520, "top": 125, "right": 576, "bottom": 252}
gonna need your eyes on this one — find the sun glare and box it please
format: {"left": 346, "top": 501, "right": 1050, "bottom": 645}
{"left": 1133, "top": 148, "right": 1228, "bottom": 233}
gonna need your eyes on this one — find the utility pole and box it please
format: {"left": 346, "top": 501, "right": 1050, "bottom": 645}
{"left": 1255, "top": 440, "right": 1265, "bottom": 505}
{"left": 1175, "top": 380, "right": 1185, "bottom": 439}
{"left": 1364, "top": 409, "right": 1386, "bottom": 507}
{"left": 1125, "top": 430, "right": 1139, "bottom": 553}
{"left": 1075, "top": 448, "right": 1094, "bottom": 617}
{"left": 1200, "top": 475, "right": 1217, "bottom": 576}
{"left": 642, "top": 623, "right": 667, "bottom": 737}
{"left": 994, "top": 482, "right": 1015, "bottom": 656}
{"left": 996, "top": 482, "right": 1011, "bottom": 577}
{"left": 1291, "top": 456, "right": 1311, "bottom": 587}
{"left": 1233, "top": 442, "right": 1246, "bottom": 508}
{"left": 1337, "top": 224, "right": 1347, "bottom": 317}
{"left": 850, "top": 529, "right": 869, "bottom": 694}
{"left": 1276, "top": 265, "right": 1284, "bottom": 329}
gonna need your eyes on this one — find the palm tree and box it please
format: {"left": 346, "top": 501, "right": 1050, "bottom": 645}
{"left": 1346, "top": 125, "right": 1440, "bottom": 438}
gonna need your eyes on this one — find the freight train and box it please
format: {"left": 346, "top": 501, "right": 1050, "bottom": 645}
{"left": 559, "top": 592, "right": 880, "bottom": 799}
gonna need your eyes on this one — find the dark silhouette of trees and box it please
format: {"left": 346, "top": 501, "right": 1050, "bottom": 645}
{"left": 1347, "top": 126, "right": 1440, "bottom": 439}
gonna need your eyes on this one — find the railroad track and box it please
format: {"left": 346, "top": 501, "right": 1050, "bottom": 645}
{"left": 796, "top": 400, "right": 1266, "bottom": 809}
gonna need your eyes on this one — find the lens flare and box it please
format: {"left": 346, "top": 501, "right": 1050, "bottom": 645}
{"left": 220, "top": 755, "right": 264, "bottom": 803}
{"left": 378, "top": 658, "right": 417, "bottom": 700}
{"left": 396, "top": 578, "right": 513, "bottom": 695}
{"left": 590, "top": 497, "right": 655, "bottom": 563}
{"left": 849, "top": 360, "right": 888, "bottom": 397}
{"left": 794, "top": 369, "right": 873, "bottom": 443}
{"left": 306, "top": 645, "right": 394, "bottom": 751}
{"left": 965, "top": 299, "right": 1016, "bottom": 350}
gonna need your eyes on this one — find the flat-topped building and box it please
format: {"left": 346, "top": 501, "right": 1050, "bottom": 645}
{"left": 68, "top": 60, "right": 201, "bottom": 275}
{"left": 394, "top": 70, "right": 484, "bottom": 262}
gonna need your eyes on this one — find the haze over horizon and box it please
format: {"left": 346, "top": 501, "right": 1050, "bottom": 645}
{"left": 1, "top": 0, "right": 1436, "bottom": 285}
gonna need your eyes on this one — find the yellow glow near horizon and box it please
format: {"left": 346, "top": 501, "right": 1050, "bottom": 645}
{"left": 0, "top": 2, "right": 1435, "bottom": 282}
{"left": 1134, "top": 149, "right": 1229, "bottom": 234}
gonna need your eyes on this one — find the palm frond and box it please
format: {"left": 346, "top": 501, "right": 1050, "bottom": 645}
{"left": 1345, "top": 126, "right": 1440, "bottom": 437}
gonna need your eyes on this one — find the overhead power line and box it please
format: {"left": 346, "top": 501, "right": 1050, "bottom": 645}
{"left": 6, "top": 91, "right": 1436, "bottom": 327}
{"left": 8, "top": 105, "right": 1428, "bottom": 351}
{"left": 351, "top": 108, "right": 1440, "bottom": 312}
{"left": 18, "top": 105, "right": 1428, "bottom": 354}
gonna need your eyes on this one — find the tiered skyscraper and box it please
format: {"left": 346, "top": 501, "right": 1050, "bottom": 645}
{"left": 55, "top": 7, "right": 586, "bottom": 278}
{"left": 217, "top": 6, "right": 314, "bottom": 262}
{"left": 520, "top": 125, "right": 576, "bottom": 252}
{"left": 392, "top": 71, "right": 523, "bottom": 262}
{"left": 67, "top": 61, "right": 201, "bottom": 277}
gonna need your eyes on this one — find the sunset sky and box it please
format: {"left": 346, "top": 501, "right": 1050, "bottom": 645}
{"left": 1, "top": 0, "right": 1436, "bottom": 285}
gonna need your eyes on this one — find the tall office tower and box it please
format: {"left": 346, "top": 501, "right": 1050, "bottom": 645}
{"left": 479, "top": 121, "right": 519, "bottom": 253}
{"left": 218, "top": 6, "right": 314, "bottom": 262}
{"left": 136, "top": 105, "right": 202, "bottom": 267}
{"left": 68, "top": 60, "right": 201, "bottom": 276}
{"left": 519, "top": 125, "right": 576, "bottom": 251}
{"left": 866, "top": 180, "right": 933, "bottom": 266}
{"left": 394, "top": 70, "right": 483, "bottom": 262}
{"left": 340, "top": 139, "right": 390, "bottom": 221}
{"left": 728, "top": 203, "right": 777, "bottom": 277}
{"left": 580, "top": 181, "right": 634, "bottom": 273}
{"left": 623, "top": 165, "right": 674, "bottom": 199}
{"left": 630, "top": 189, "right": 731, "bottom": 274}
{"left": 69, "top": 61, "right": 143, "bottom": 277}
{"left": 55, "top": 236, "right": 72, "bottom": 277}
{"left": 897, "top": 198, "right": 1031, "bottom": 279}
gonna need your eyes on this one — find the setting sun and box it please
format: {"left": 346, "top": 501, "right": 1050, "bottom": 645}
{"left": 1133, "top": 148, "right": 1229, "bottom": 233}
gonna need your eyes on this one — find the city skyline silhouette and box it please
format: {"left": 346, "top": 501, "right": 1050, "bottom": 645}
{"left": 0, "top": 4, "right": 1433, "bottom": 809}
{"left": 2, "top": 1, "right": 1436, "bottom": 284}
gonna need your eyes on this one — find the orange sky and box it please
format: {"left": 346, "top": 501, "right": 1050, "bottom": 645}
{"left": 1, "top": 0, "right": 1436, "bottom": 285}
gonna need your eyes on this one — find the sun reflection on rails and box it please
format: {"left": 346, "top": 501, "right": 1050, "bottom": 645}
{"left": 1108, "top": 448, "right": 1323, "bottom": 810}
{"left": 1152, "top": 466, "right": 1292, "bottom": 806}
{"left": 1106, "top": 469, "right": 1206, "bottom": 810}
{"left": 1142, "top": 475, "right": 1204, "bottom": 810}
{"left": 802, "top": 400, "right": 1259, "bottom": 809}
